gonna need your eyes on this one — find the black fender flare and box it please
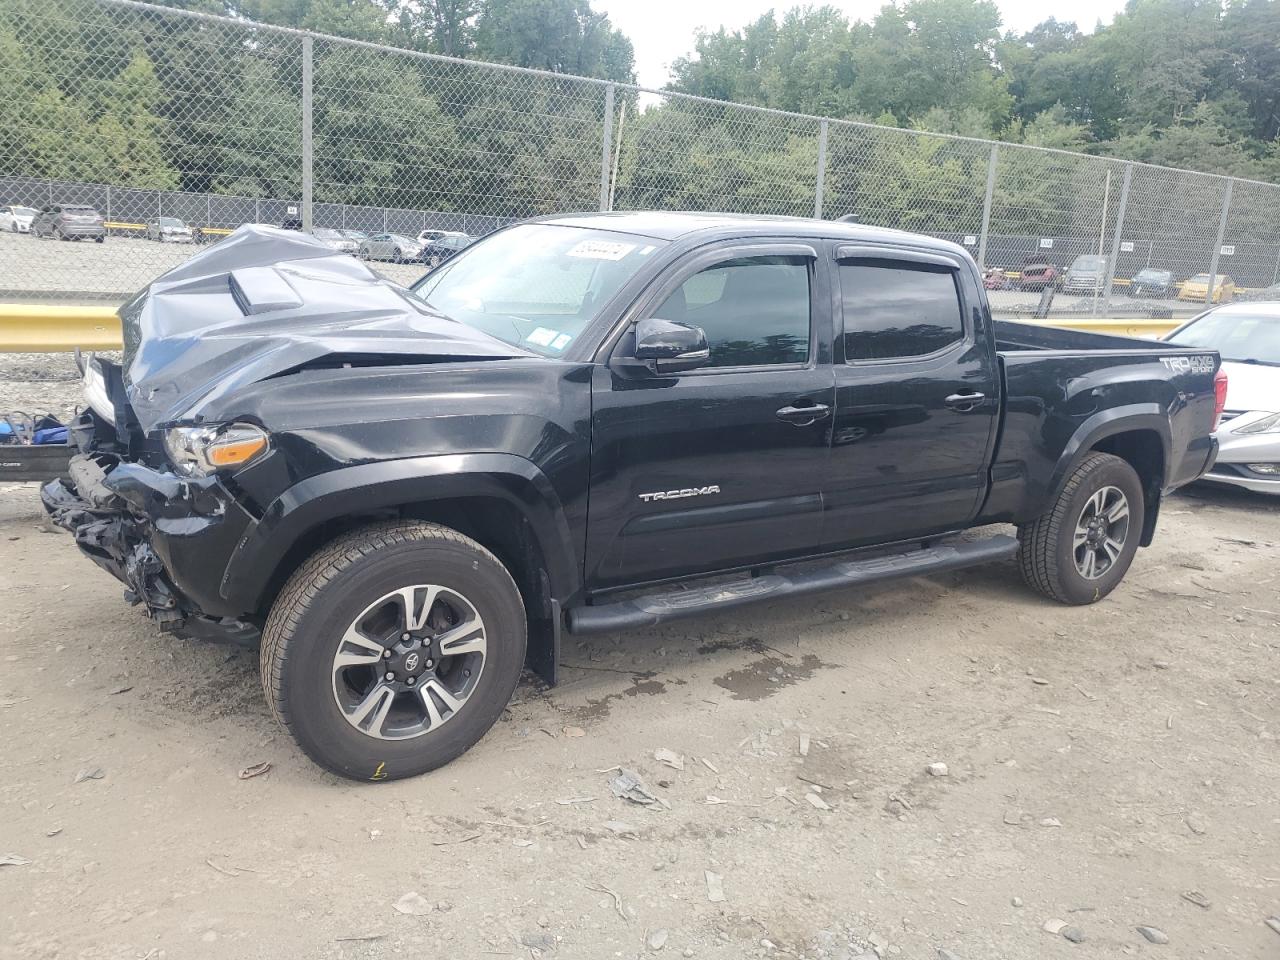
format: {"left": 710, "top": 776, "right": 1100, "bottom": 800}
{"left": 1046, "top": 405, "right": 1172, "bottom": 545}
{"left": 219, "top": 453, "right": 580, "bottom": 613}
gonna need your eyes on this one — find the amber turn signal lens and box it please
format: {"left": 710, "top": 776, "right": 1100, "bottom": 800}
{"left": 207, "top": 434, "right": 268, "bottom": 467}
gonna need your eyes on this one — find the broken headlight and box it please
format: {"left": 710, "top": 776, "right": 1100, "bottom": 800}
{"left": 164, "top": 423, "right": 269, "bottom": 477}
{"left": 80, "top": 354, "right": 114, "bottom": 422}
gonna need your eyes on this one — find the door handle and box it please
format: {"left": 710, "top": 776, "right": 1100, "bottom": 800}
{"left": 776, "top": 402, "right": 831, "bottom": 425}
{"left": 945, "top": 391, "right": 986, "bottom": 411}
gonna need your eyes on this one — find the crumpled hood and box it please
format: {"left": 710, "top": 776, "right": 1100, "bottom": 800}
{"left": 118, "top": 225, "right": 529, "bottom": 432}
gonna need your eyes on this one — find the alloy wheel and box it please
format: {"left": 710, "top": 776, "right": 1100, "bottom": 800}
{"left": 330, "top": 584, "right": 487, "bottom": 741}
{"left": 1073, "top": 485, "right": 1130, "bottom": 580}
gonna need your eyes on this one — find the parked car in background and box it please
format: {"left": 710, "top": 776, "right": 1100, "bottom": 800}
{"left": 0, "top": 204, "right": 37, "bottom": 233}
{"left": 358, "top": 233, "right": 424, "bottom": 262}
{"left": 145, "top": 217, "right": 194, "bottom": 243}
{"left": 1062, "top": 254, "right": 1108, "bottom": 294}
{"left": 1129, "top": 267, "right": 1174, "bottom": 298}
{"left": 312, "top": 227, "right": 358, "bottom": 254}
{"left": 280, "top": 216, "right": 303, "bottom": 231}
{"left": 1241, "top": 281, "right": 1280, "bottom": 302}
{"left": 422, "top": 233, "right": 473, "bottom": 266}
{"left": 339, "top": 229, "right": 368, "bottom": 244}
{"left": 982, "top": 267, "right": 1009, "bottom": 290}
{"left": 1166, "top": 302, "right": 1280, "bottom": 494}
{"left": 31, "top": 204, "right": 106, "bottom": 242}
{"left": 417, "top": 229, "right": 448, "bottom": 244}
{"left": 1178, "top": 274, "right": 1235, "bottom": 303}
{"left": 1017, "top": 261, "right": 1058, "bottom": 291}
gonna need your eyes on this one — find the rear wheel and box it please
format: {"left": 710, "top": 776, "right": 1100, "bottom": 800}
{"left": 1018, "top": 452, "right": 1144, "bottom": 605}
{"left": 260, "top": 521, "right": 526, "bottom": 781}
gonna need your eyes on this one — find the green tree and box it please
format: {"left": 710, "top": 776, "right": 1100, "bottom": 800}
{"left": 473, "top": 0, "right": 634, "bottom": 82}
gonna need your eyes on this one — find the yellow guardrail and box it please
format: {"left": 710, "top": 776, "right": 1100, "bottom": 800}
{"left": 0, "top": 304, "right": 123, "bottom": 351}
{"left": 0, "top": 305, "right": 1182, "bottom": 352}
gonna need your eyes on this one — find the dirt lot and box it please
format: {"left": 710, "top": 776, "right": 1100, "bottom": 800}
{"left": 1, "top": 480, "right": 1278, "bottom": 960}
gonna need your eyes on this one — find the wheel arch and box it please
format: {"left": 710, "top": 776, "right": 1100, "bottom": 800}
{"left": 1050, "top": 409, "right": 1170, "bottom": 548}
{"left": 222, "top": 454, "right": 581, "bottom": 624}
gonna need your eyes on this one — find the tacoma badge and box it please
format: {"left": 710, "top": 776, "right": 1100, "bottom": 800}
{"left": 638, "top": 485, "right": 721, "bottom": 502}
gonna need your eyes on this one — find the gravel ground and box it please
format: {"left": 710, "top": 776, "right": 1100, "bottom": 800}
{"left": 0, "top": 480, "right": 1277, "bottom": 959}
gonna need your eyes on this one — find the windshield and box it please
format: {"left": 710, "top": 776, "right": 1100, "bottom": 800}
{"left": 1169, "top": 309, "right": 1280, "bottom": 365}
{"left": 159, "top": 217, "right": 185, "bottom": 227}
{"left": 411, "top": 224, "right": 665, "bottom": 356}
{"left": 313, "top": 228, "right": 342, "bottom": 240}
{"left": 1137, "top": 269, "right": 1170, "bottom": 280}
{"left": 1072, "top": 256, "right": 1104, "bottom": 269}
{"left": 64, "top": 207, "right": 97, "bottom": 215}
{"left": 12, "top": 206, "right": 36, "bottom": 217}
{"left": 341, "top": 230, "right": 367, "bottom": 240}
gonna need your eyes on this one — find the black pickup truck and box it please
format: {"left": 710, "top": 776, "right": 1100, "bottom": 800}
{"left": 43, "top": 216, "right": 1223, "bottom": 781}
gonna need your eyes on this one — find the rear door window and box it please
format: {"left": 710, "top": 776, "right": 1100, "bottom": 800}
{"left": 839, "top": 259, "right": 965, "bottom": 361}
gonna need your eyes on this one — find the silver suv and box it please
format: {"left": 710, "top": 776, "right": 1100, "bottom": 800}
{"left": 31, "top": 204, "right": 106, "bottom": 242}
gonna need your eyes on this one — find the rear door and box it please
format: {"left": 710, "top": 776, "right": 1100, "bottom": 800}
{"left": 823, "top": 245, "right": 999, "bottom": 549}
{"left": 585, "top": 241, "right": 835, "bottom": 590}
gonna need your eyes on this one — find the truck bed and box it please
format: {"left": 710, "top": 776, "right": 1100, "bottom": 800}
{"left": 980, "top": 320, "right": 1220, "bottom": 527}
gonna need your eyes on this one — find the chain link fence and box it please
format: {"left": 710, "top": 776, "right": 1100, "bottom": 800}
{"left": 2, "top": 0, "right": 1279, "bottom": 313}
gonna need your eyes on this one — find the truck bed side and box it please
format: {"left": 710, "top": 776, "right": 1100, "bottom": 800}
{"left": 978, "top": 320, "right": 1219, "bottom": 529}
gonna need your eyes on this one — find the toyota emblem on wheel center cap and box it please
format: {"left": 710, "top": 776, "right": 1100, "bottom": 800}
{"left": 404, "top": 652, "right": 420, "bottom": 672}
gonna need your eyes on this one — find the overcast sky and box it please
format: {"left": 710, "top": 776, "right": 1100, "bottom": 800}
{"left": 596, "top": 0, "right": 1129, "bottom": 90}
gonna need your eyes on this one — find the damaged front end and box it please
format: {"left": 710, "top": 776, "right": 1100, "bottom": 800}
{"left": 42, "top": 435, "right": 261, "bottom": 647}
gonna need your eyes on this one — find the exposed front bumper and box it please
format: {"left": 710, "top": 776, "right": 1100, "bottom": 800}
{"left": 42, "top": 453, "right": 261, "bottom": 644}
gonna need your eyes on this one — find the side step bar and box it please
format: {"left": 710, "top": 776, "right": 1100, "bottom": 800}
{"left": 566, "top": 535, "right": 1019, "bottom": 636}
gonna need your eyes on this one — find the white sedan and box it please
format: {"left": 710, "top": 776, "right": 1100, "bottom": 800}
{"left": 1166, "top": 302, "right": 1280, "bottom": 494}
{"left": 0, "top": 204, "right": 37, "bottom": 233}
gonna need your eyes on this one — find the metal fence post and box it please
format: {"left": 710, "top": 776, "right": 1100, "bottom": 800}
{"left": 598, "top": 84, "right": 615, "bottom": 212}
{"left": 1102, "top": 162, "right": 1133, "bottom": 314}
{"left": 106, "top": 184, "right": 111, "bottom": 222}
{"left": 976, "top": 145, "right": 998, "bottom": 269}
{"left": 301, "top": 35, "right": 314, "bottom": 232}
{"left": 1205, "top": 179, "right": 1233, "bottom": 305}
{"left": 814, "top": 120, "right": 828, "bottom": 219}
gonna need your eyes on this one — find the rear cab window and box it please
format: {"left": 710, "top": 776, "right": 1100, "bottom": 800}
{"left": 836, "top": 252, "right": 966, "bottom": 362}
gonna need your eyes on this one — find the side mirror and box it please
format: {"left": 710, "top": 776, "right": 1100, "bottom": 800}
{"left": 633, "top": 318, "right": 710, "bottom": 374}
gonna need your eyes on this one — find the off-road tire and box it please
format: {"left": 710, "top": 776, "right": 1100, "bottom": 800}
{"left": 1018, "top": 452, "right": 1144, "bottom": 605}
{"left": 260, "top": 520, "right": 526, "bottom": 781}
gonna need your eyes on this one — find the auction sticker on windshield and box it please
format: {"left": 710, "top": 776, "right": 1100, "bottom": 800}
{"left": 566, "top": 239, "right": 636, "bottom": 261}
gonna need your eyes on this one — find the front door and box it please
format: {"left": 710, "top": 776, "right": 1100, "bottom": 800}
{"left": 585, "top": 243, "right": 835, "bottom": 591}
{"left": 823, "top": 245, "right": 999, "bottom": 549}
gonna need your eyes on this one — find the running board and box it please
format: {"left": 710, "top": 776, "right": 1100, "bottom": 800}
{"left": 566, "top": 535, "right": 1019, "bottom": 636}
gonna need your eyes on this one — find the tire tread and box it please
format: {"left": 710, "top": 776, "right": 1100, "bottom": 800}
{"left": 258, "top": 521, "right": 512, "bottom": 768}
{"left": 1017, "top": 452, "right": 1131, "bottom": 604}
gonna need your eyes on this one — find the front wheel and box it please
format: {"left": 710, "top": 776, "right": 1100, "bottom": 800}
{"left": 1018, "top": 452, "right": 1144, "bottom": 605}
{"left": 260, "top": 521, "right": 527, "bottom": 781}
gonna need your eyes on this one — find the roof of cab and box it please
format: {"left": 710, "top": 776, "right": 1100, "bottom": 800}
{"left": 534, "top": 210, "right": 970, "bottom": 257}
